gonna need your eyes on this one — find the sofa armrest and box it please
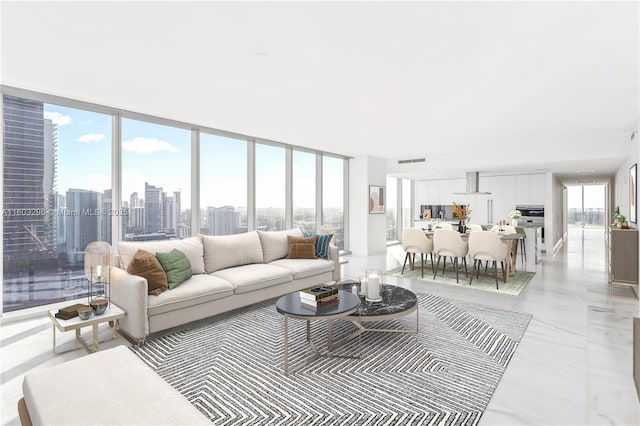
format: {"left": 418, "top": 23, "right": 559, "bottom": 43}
{"left": 111, "top": 267, "right": 149, "bottom": 344}
{"left": 329, "top": 245, "right": 341, "bottom": 281}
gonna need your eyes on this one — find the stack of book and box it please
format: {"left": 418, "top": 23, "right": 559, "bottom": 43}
{"left": 54, "top": 303, "right": 89, "bottom": 320}
{"left": 300, "top": 286, "right": 339, "bottom": 307}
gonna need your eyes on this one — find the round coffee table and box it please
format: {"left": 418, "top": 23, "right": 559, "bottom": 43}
{"left": 276, "top": 289, "right": 361, "bottom": 375}
{"left": 331, "top": 282, "right": 419, "bottom": 350}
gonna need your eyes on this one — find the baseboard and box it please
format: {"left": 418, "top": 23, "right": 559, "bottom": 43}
{"left": 552, "top": 238, "right": 564, "bottom": 256}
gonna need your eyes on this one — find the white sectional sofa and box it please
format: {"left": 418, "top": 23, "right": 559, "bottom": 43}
{"left": 111, "top": 228, "right": 339, "bottom": 344}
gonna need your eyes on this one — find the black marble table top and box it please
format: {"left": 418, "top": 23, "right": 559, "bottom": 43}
{"left": 337, "top": 281, "right": 417, "bottom": 317}
{"left": 276, "top": 289, "right": 360, "bottom": 318}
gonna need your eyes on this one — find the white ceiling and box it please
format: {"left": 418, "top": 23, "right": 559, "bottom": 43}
{"left": 1, "top": 1, "right": 638, "bottom": 181}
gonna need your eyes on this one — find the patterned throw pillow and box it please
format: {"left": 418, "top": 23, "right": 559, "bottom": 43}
{"left": 126, "top": 249, "right": 168, "bottom": 295}
{"left": 155, "top": 249, "right": 192, "bottom": 290}
{"left": 303, "top": 232, "right": 333, "bottom": 259}
{"left": 287, "top": 235, "right": 318, "bottom": 259}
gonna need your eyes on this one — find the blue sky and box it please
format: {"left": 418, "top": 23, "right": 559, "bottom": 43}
{"left": 45, "top": 104, "right": 343, "bottom": 210}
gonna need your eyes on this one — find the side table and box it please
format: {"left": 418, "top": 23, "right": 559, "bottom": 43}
{"left": 47, "top": 303, "right": 126, "bottom": 355}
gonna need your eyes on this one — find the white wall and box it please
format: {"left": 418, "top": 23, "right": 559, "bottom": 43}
{"left": 348, "top": 155, "right": 387, "bottom": 256}
{"left": 613, "top": 132, "right": 639, "bottom": 225}
{"left": 546, "top": 172, "right": 563, "bottom": 254}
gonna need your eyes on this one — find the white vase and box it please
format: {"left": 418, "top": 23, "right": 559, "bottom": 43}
{"left": 512, "top": 218, "right": 518, "bottom": 227}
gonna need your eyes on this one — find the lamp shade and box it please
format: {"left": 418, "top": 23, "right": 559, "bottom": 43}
{"left": 84, "top": 241, "right": 112, "bottom": 282}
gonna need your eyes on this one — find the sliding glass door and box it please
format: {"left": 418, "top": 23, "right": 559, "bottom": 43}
{"left": 567, "top": 184, "right": 606, "bottom": 229}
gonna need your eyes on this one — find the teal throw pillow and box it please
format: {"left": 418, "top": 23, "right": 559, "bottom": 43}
{"left": 156, "top": 249, "right": 192, "bottom": 290}
{"left": 303, "top": 232, "right": 333, "bottom": 259}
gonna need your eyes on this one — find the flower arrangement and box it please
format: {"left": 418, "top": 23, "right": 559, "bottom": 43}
{"left": 508, "top": 210, "right": 522, "bottom": 219}
{"left": 452, "top": 202, "right": 472, "bottom": 220}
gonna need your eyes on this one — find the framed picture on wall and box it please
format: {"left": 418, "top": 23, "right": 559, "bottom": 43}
{"left": 369, "top": 185, "right": 385, "bottom": 214}
{"left": 630, "top": 164, "right": 637, "bottom": 223}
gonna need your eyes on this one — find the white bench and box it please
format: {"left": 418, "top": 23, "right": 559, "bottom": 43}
{"left": 19, "top": 345, "right": 209, "bottom": 426}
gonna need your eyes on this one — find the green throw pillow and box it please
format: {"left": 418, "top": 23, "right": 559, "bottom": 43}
{"left": 156, "top": 249, "right": 192, "bottom": 289}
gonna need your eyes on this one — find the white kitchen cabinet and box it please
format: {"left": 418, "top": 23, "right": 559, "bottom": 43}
{"left": 529, "top": 174, "right": 545, "bottom": 205}
{"left": 433, "top": 179, "right": 466, "bottom": 205}
{"left": 414, "top": 180, "right": 440, "bottom": 205}
{"left": 515, "top": 175, "right": 530, "bottom": 205}
{"left": 491, "top": 175, "right": 516, "bottom": 223}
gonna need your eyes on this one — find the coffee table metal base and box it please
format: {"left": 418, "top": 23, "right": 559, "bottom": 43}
{"left": 330, "top": 304, "right": 419, "bottom": 352}
{"left": 283, "top": 311, "right": 361, "bottom": 376}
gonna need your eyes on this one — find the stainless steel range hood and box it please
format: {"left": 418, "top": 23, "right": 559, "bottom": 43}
{"left": 454, "top": 172, "right": 492, "bottom": 194}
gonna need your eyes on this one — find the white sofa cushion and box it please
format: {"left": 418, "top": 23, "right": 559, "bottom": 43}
{"left": 201, "top": 231, "right": 264, "bottom": 272}
{"left": 117, "top": 237, "right": 206, "bottom": 274}
{"left": 212, "top": 263, "right": 292, "bottom": 294}
{"left": 147, "top": 274, "right": 234, "bottom": 316}
{"left": 257, "top": 228, "right": 304, "bottom": 262}
{"left": 269, "top": 258, "right": 335, "bottom": 280}
{"left": 22, "top": 346, "right": 209, "bottom": 425}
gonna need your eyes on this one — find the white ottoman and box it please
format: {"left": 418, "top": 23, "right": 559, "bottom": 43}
{"left": 20, "top": 345, "right": 209, "bottom": 425}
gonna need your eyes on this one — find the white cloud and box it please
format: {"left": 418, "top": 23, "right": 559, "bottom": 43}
{"left": 77, "top": 133, "right": 105, "bottom": 143}
{"left": 122, "top": 137, "right": 178, "bottom": 154}
{"left": 43, "top": 111, "right": 72, "bottom": 126}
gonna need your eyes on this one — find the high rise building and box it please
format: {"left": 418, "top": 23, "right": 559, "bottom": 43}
{"left": 144, "top": 182, "right": 163, "bottom": 234}
{"left": 2, "top": 95, "right": 49, "bottom": 256}
{"left": 102, "top": 189, "right": 112, "bottom": 244}
{"left": 163, "top": 194, "right": 176, "bottom": 232}
{"left": 206, "top": 206, "right": 238, "bottom": 235}
{"left": 65, "top": 189, "right": 101, "bottom": 266}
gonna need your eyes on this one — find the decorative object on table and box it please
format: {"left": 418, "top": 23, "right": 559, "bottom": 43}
{"left": 616, "top": 214, "right": 629, "bottom": 229}
{"left": 299, "top": 293, "right": 339, "bottom": 307}
{"left": 369, "top": 185, "right": 385, "bottom": 214}
{"left": 299, "top": 285, "right": 338, "bottom": 301}
{"left": 365, "top": 269, "right": 382, "bottom": 302}
{"left": 359, "top": 275, "right": 368, "bottom": 296}
{"left": 77, "top": 305, "right": 92, "bottom": 320}
{"left": 90, "top": 298, "right": 108, "bottom": 315}
{"left": 54, "top": 303, "right": 90, "bottom": 320}
{"left": 351, "top": 283, "right": 358, "bottom": 296}
{"left": 299, "top": 285, "right": 339, "bottom": 307}
{"left": 613, "top": 205, "right": 621, "bottom": 226}
{"left": 84, "top": 241, "right": 112, "bottom": 309}
{"left": 452, "top": 202, "right": 471, "bottom": 233}
{"left": 630, "top": 164, "right": 637, "bottom": 223}
{"left": 508, "top": 210, "right": 522, "bottom": 227}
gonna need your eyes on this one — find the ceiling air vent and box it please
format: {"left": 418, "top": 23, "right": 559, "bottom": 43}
{"left": 397, "top": 158, "right": 426, "bottom": 164}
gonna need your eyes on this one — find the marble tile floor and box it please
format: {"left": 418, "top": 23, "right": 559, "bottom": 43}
{"left": 343, "top": 227, "right": 639, "bottom": 425}
{"left": 0, "top": 227, "right": 638, "bottom": 425}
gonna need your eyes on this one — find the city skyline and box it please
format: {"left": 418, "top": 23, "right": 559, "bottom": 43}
{"left": 47, "top": 105, "right": 344, "bottom": 209}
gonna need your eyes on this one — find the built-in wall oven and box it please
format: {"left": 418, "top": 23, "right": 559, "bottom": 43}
{"left": 516, "top": 205, "right": 545, "bottom": 240}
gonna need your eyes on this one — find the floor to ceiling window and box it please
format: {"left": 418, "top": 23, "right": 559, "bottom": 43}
{"left": 386, "top": 176, "right": 398, "bottom": 241}
{"left": 567, "top": 184, "right": 606, "bottom": 229}
{"left": 200, "top": 133, "right": 247, "bottom": 235}
{"left": 2, "top": 90, "right": 349, "bottom": 313}
{"left": 322, "top": 156, "right": 345, "bottom": 250}
{"left": 121, "top": 119, "right": 191, "bottom": 240}
{"left": 402, "top": 179, "right": 412, "bottom": 229}
{"left": 293, "top": 150, "right": 316, "bottom": 233}
{"left": 255, "top": 143, "right": 286, "bottom": 231}
{"left": 2, "top": 95, "right": 111, "bottom": 312}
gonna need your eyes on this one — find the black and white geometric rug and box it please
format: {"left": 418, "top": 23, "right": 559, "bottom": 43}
{"left": 131, "top": 293, "right": 532, "bottom": 425}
